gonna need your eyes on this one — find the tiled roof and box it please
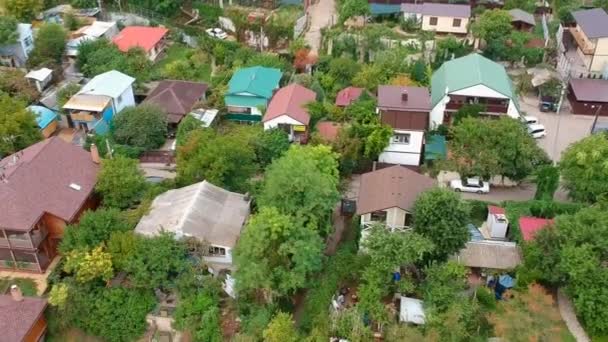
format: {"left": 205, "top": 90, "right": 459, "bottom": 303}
{"left": 315, "top": 121, "right": 343, "bottom": 142}
{"left": 357, "top": 165, "right": 436, "bottom": 215}
{"left": 335, "top": 87, "right": 364, "bottom": 106}
{"left": 143, "top": 80, "right": 208, "bottom": 123}
{"left": 263, "top": 84, "right": 316, "bottom": 125}
{"left": 0, "top": 295, "right": 47, "bottom": 342}
{"left": 377, "top": 85, "right": 431, "bottom": 112}
{"left": 519, "top": 216, "right": 553, "bottom": 241}
{"left": 569, "top": 78, "right": 608, "bottom": 102}
{"left": 112, "top": 26, "right": 168, "bottom": 52}
{"left": 0, "top": 137, "right": 99, "bottom": 231}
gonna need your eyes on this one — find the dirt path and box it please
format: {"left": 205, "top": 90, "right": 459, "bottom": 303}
{"left": 557, "top": 289, "right": 590, "bottom": 342}
{"left": 304, "top": 0, "right": 337, "bottom": 52}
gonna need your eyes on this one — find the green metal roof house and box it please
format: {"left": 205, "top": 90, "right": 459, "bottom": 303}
{"left": 430, "top": 53, "right": 520, "bottom": 128}
{"left": 224, "top": 66, "right": 282, "bottom": 122}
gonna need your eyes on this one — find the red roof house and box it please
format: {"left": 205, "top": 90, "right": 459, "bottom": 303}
{"left": 262, "top": 84, "right": 316, "bottom": 144}
{"left": 335, "top": 86, "right": 365, "bottom": 107}
{"left": 112, "top": 26, "right": 169, "bottom": 62}
{"left": 315, "top": 121, "right": 343, "bottom": 142}
{"left": 0, "top": 286, "right": 48, "bottom": 342}
{"left": 519, "top": 217, "right": 554, "bottom": 241}
{"left": 0, "top": 137, "right": 99, "bottom": 273}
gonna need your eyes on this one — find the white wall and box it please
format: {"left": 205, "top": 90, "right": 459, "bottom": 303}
{"left": 507, "top": 99, "right": 520, "bottom": 118}
{"left": 378, "top": 130, "right": 424, "bottom": 166}
{"left": 204, "top": 245, "right": 233, "bottom": 265}
{"left": 263, "top": 114, "right": 303, "bottom": 130}
{"left": 450, "top": 84, "right": 508, "bottom": 98}
{"left": 430, "top": 96, "right": 448, "bottom": 129}
{"left": 113, "top": 85, "right": 135, "bottom": 113}
{"left": 360, "top": 207, "right": 409, "bottom": 228}
{"left": 422, "top": 16, "right": 469, "bottom": 34}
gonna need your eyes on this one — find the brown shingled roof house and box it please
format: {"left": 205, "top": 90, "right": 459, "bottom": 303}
{"left": 0, "top": 137, "right": 99, "bottom": 273}
{"left": 143, "top": 80, "right": 208, "bottom": 125}
{"left": 357, "top": 165, "right": 435, "bottom": 233}
{"left": 0, "top": 285, "right": 48, "bottom": 342}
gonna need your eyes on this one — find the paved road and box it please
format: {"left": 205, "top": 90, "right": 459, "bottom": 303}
{"left": 304, "top": 0, "right": 337, "bottom": 52}
{"left": 459, "top": 182, "right": 570, "bottom": 203}
{"left": 519, "top": 97, "right": 594, "bottom": 162}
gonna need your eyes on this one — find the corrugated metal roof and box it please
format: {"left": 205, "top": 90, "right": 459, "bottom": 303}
{"left": 569, "top": 78, "right": 608, "bottom": 102}
{"left": 263, "top": 83, "right": 316, "bottom": 125}
{"left": 509, "top": 9, "right": 536, "bottom": 26}
{"left": 572, "top": 8, "right": 608, "bottom": 39}
{"left": 80, "top": 70, "right": 135, "bottom": 99}
{"left": 227, "top": 66, "right": 282, "bottom": 99}
{"left": 135, "top": 181, "right": 250, "bottom": 248}
{"left": 63, "top": 94, "right": 111, "bottom": 112}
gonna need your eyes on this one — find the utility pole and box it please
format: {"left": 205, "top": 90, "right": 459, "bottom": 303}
{"left": 591, "top": 105, "right": 603, "bottom": 134}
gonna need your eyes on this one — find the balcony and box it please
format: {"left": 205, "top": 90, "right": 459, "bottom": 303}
{"left": 0, "top": 229, "right": 48, "bottom": 249}
{"left": 569, "top": 27, "right": 595, "bottom": 55}
{"left": 70, "top": 111, "right": 98, "bottom": 122}
{"left": 445, "top": 102, "right": 509, "bottom": 114}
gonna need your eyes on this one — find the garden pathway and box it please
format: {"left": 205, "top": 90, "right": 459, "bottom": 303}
{"left": 304, "top": 0, "right": 337, "bottom": 52}
{"left": 557, "top": 289, "right": 590, "bottom": 342}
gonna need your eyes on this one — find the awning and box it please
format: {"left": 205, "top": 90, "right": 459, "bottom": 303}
{"left": 370, "top": 3, "right": 402, "bottom": 15}
{"left": 424, "top": 134, "right": 447, "bottom": 161}
{"left": 224, "top": 113, "right": 262, "bottom": 122}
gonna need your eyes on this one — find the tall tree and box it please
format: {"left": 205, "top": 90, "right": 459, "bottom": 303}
{"left": 4, "top": 0, "right": 43, "bottom": 21}
{"left": 112, "top": 104, "right": 168, "bottom": 151}
{"left": 339, "top": 0, "right": 371, "bottom": 23}
{"left": 60, "top": 208, "right": 131, "bottom": 253}
{"left": 233, "top": 207, "right": 324, "bottom": 303}
{"left": 449, "top": 117, "right": 548, "bottom": 181}
{"left": 0, "top": 92, "right": 41, "bottom": 156}
{"left": 27, "top": 23, "right": 66, "bottom": 67}
{"left": 254, "top": 128, "right": 290, "bottom": 168}
{"left": 0, "top": 16, "right": 18, "bottom": 45}
{"left": 176, "top": 128, "right": 256, "bottom": 192}
{"left": 358, "top": 226, "right": 434, "bottom": 322}
{"left": 534, "top": 165, "right": 560, "bottom": 200}
{"left": 96, "top": 156, "right": 147, "bottom": 209}
{"left": 257, "top": 145, "right": 340, "bottom": 230}
{"left": 559, "top": 134, "right": 608, "bottom": 203}
{"left": 413, "top": 188, "right": 470, "bottom": 261}
{"left": 472, "top": 9, "right": 513, "bottom": 42}
{"left": 64, "top": 245, "right": 114, "bottom": 283}
{"left": 0, "top": 69, "right": 39, "bottom": 103}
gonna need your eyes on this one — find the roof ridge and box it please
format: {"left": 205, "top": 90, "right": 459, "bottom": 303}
{"left": 168, "top": 88, "right": 187, "bottom": 113}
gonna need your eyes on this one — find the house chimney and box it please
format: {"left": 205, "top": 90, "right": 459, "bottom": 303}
{"left": 10, "top": 285, "right": 23, "bottom": 302}
{"left": 401, "top": 90, "right": 408, "bottom": 102}
{"left": 90, "top": 144, "right": 100, "bottom": 164}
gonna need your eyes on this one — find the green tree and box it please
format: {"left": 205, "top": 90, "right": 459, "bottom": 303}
{"left": 449, "top": 117, "right": 548, "bottom": 181}
{"left": 453, "top": 103, "right": 485, "bottom": 125}
{"left": 534, "top": 165, "right": 560, "bottom": 200}
{"left": 28, "top": 23, "right": 66, "bottom": 67}
{"left": 422, "top": 261, "right": 468, "bottom": 312}
{"left": 79, "top": 287, "right": 156, "bottom": 342}
{"left": 330, "top": 307, "right": 374, "bottom": 342}
{"left": 0, "top": 92, "right": 41, "bottom": 156}
{"left": 124, "top": 233, "right": 188, "bottom": 290}
{"left": 175, "top": 115, "right": 204, "bottom": 147}
{"left": 60, "top": 208, "right": 131, "bottom": 253}
{"left": 413, "top": 188, "right": 470, "bottom": 261}
{"left": 359, "top": 226, "right": 434, "bottom": 321}
{"left": 339, "top": 0, "right": 371, "bottom": 23}
{"left": 254, "top": 128, "right": 290, "bottom": 167}
{"left": 504, "top": 0, "right": 537, "bottom": 12}
{"left": 233, "top": 207, "right": 324, "bottom": 303}
{"left": 352, "top": 64, "right": 387, "bottom": 92}
{"left": 263, "top": 312, "right": 299, "bottom": 342}
{"left": 258, "top": 145, "right": 340, "bottom": 230}
{"left": 96, "top": 156, "right": 146, "bottom": 209}
{"left": 112, "top": 104, "right": 167, "bottom": 151}
{"left": 559, "top": 134, "right": 608, "bottom": 203}
{"left": 472, "top": 9, "right": 513, "bottom": 42}
{"left": 77, "top": 39, "right": 151, "bottom": 80}
{"left": 176, "top": 128, "right": 256, "bottom": 192}
{"left": 4, "top": 0, "right": 43, "bottom": 21}
{"left": 0, "top": 69, "right": 39, "bottom": 103}
{"left": 64, "top": 245, "right": 114, "bottom": 283}
{"left": 0, "top": 16, "right": 18, "bottom": 45}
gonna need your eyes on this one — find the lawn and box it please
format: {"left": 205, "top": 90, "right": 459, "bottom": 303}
{"left": 153, "top": 43, "right": 212, "bottom": 82}
{"left": 0, "top": 277, "right": 38, "bottom": 296}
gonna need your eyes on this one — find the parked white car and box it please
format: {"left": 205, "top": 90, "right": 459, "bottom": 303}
{"left": 206, "top": 28, "right": 228, "bottom": 39}
{"left": 521, "top": 115, "right": 539, "bottom": 125}
{"left": 527, "top": 123, "right": 547, "bottom": 138}
{"left": 450, "top": 178, "right": 490, "bottom": 194}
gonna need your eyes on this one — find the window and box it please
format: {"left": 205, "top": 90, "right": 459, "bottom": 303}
{"left": 23, "top": 36, "right": 33, "bottom": 47}
{"left": 453, "top": 18, "right": 462, "bottom": 27}
{"left": 429, "top": 17, "right": 438, "bottom": 26}
{"left": 208, "top": 246, "right": 226, "bottom": 256}
{"left": 392, "top": 133, "right": 411, "bottom": 144}
{"left": 117, "top": 94, "right": 123, "bottom": 104}
{"left": 370, "top": 210, "right": 387, "bottom": 222}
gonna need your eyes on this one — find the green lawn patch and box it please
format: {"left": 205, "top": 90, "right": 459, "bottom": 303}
{"left": 0, "top": 277, "right": 38, "bottom": 296}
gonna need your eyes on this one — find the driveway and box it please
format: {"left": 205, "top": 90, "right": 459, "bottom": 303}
{"left": 304, "top": 0, "right": 337, "bottom": 52}
{"left": 459, "top": 182, "right": 570, "bottom": 203}
{"left": 518, "top": 97, "right": 594, "bottom": 161}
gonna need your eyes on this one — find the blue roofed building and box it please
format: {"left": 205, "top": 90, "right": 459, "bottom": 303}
{"left": 62, "top": 70, "right": 135, "bottom": 135}
{"left": 224, "top": 66, "right": 282, "bottom": 122}
{"left": 27, "top": 105, "right": 59, "bottom": 138}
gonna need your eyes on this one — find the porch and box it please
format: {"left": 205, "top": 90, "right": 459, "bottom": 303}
{"left": 277, "top": 123, "right": 308, "bottom": 144}
{"left": 0, "top": 248, "right": 53, "bottom": 273}
{"left": 0, "top": 227, "right": 49, "bottom": 250}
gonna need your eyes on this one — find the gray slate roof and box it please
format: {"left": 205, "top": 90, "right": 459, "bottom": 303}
{"left": 135, "top": 181, "right": 250, "bottom": 248}
{"left": 572, "top": 8, "right": 608, "bottom": 39}
{"left": 509, "top": 8, "right": 536, "bottom": 26}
